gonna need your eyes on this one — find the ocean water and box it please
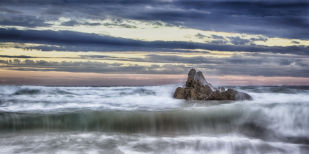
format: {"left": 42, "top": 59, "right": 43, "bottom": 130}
{"left": 0, "top": 85, "right": 308, "bottom": 154}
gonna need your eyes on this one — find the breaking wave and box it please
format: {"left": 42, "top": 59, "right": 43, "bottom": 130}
{"left": 0, "top": 85, "right": 308, "bottom": 153}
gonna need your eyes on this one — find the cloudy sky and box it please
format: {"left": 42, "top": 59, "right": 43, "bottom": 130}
{"left": 0, "top": 0, "right": 309, "bottom": 86}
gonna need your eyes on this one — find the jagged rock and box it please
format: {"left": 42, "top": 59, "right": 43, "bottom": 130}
{"left": 174, "top": 87, "right": 185, "bottom": 99}
{"left": 173, "top": 69, "right": 252, "bottom": 101}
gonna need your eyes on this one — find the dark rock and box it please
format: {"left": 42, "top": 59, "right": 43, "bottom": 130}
{"left": 173, "top": 69, "right": 252, "bottom": 101}
{"left": 173, "top": 87, "right": 185, "bottom": 99}
{"left": 235, "top": 91, "right": 252, "bottom": 100}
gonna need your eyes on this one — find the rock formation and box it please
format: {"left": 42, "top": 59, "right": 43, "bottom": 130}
{"left": 173, "top": 69, "right": 252, "bottom": 101}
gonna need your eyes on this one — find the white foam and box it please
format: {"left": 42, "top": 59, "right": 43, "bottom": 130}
{"left": 0, "top": 85, "right": 184, "bottom": 112}
{"left": 248, "top": 92, "right": 309, "bottom": 104}
{"left": 0, "top": 132, "right": 302, "bottom": 154}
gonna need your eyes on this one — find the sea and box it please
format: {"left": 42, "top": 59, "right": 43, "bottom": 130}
{"left": 0, "top": 85, "right": 308, "bottom": 154}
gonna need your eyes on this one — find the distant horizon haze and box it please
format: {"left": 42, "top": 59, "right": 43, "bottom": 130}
{"left": 1, "top": 70, "right": 308, "bottom": 86}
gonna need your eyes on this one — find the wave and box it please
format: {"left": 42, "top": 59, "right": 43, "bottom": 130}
{"left": 12, "top": 87, "right": 73, "bottom": 96}
{"left": 1, "top": 85, "right": 309, "bottom": 148}
{"left": 0, "top": 108, "right": 242, "bottom": 133}
{"left": 0, "top": 85, "right": 183, "bottom": 112}
{"left": 0, "top": 132, "right": 307, "bottom": 154}
{"left": 1, "top": 85, "right": 309, "bottom": 113}
{"left": 13, "top": 88, "right": 42, "bottom": 95}
{"left": 1, "top": 105, "right": 309, "bottom": 145}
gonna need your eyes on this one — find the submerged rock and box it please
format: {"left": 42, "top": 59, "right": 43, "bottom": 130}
{"left": 173, "top": 69, "right": 252, "bottom": 101}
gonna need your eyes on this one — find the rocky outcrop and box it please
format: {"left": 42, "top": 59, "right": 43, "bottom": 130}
{"left": 173, "top": 69, "right": 252, "bottom": 101}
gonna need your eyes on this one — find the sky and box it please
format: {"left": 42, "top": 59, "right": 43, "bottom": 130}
{"left": 0, "top": 0, "right": 309, "bottom": 86}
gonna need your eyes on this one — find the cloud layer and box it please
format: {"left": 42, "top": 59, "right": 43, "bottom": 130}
{"left": 1, "top": 0, "right": 308, "bottom": 38}
{"left": 0, "top": 0, "right": 309, "bottom": 82}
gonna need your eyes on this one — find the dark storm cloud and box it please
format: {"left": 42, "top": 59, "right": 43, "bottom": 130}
{"left": 250, "top": 36, "right": 268, "bottom": 42}
{"left": 0, "top": 28, "right": 145, "bottom": 49}
{"left": 126, "top": 54, "right": 309, "bottom": 68}
{"left": 0, "top": 15, "right": 50, "bottom": 28}
{"left": 0, "top": 0, "right": 308, "bottom": 39}
{"left": 211, "top": 35, "right": 225, "bottom": 40}
{"left": 0, "top": 0, "right": 309, "bottom": 78}
{"left": 60, "top": 20, "right": 101, "bottom": 26}
{"left": 170, "top": 0, "right": 309, "bottom": 39}
{"left": 0, "top": 55, "right": 33, "bottom": 58}
{"left": 195, "top": 33, "right": 208, "bottom": 39}
{"left": 142, "top": 54, "right": 309, "bottom": 77}
{"left": 1, "top": 28, "right": 309, "bottom": 55}
{"left": 143, "top": 54, "right": 309, "bottom": 77}
{"left": 228, "top": 36, "right": 251, "bottom": 46}
{"left": 135, "top": 54, "right": 221, "bottom": 64}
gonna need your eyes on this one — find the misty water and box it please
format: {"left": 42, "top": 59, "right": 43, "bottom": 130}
{"left": 0, "top": 85, "right": 308, "bottom": 154}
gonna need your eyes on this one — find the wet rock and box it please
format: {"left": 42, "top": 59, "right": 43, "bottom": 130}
{"left": 174, "top": 87, "right": 185, "bottom": 99}
{"left": 173, "top": 69, "right": 252, "bottom": 101}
